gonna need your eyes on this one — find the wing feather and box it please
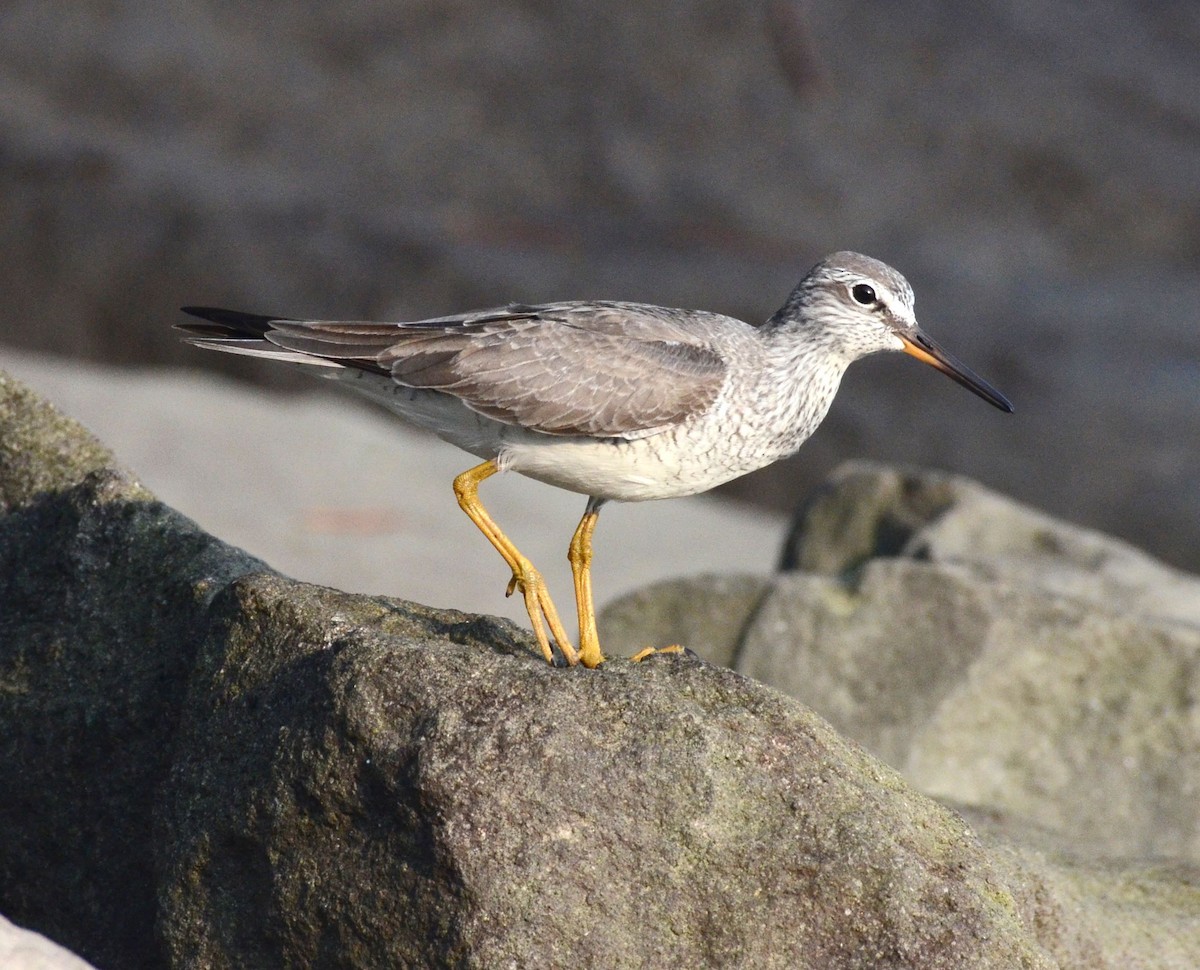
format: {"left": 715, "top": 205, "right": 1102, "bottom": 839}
{"left": 377, "top": 304, "right": 729, "bottom": 437}
{"left": 179, "top": 302, "right": 730, "bottom": 438}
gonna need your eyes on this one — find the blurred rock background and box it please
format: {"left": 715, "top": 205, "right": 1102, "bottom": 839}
{"left": 1, "top": 0, "right": 1198, "bottom": 568}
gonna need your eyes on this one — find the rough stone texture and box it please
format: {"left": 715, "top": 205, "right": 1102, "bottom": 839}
{"left": 159, "top": 575, "right": 1060, "bottom": 970}
{"left": 741, "top": 562, "right": 1200, "bottom": 865}
{"left": 782, "top": 461, "right": 1200, "bottom": 628}
{"left": 3, "top": 0, "right": 1200, "bottom": 570}
{"left": 597, "top": 573, "right": 773, "bottom": 668}
{"left": 0, "top": 372, "right": 114, "bottom": 511}
{"left": 0, "top": 916, "right": 98, "bottom": 970}
{"left": 959, "top": 811, "right": 1200, "bottom": 970}
{"left": 4, "top": 373, "right": 1200, "bottom": 968}
{"left": 0, "top": 372, "right": 266, "bottom": 968}
{"left": 604, "top": 462, "right": 1200, "bottom": 866}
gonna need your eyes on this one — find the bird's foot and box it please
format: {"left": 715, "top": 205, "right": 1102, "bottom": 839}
{"left": 506, "top": 560, "right": 579, "bottom": 667}
{"left": 629, "top": 644, "right": 694, "bottom": 663}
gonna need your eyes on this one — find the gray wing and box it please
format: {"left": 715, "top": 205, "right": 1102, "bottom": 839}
{"left": 263, "top": 302, "right": 730, "bottom": 438}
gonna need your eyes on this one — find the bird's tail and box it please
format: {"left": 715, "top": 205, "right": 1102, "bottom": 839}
{"left": 175, "top": 307, "right": 342, "bottom": 367}
{"left": 177, "top": 306, "right": 283, "bottom": 339}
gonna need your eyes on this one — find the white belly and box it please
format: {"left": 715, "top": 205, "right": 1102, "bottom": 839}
{"left": 327, "top": 362, "right": 833, "bottom": 503}
{"left": 498, "top": 425, "right": 779, "bottom": 501}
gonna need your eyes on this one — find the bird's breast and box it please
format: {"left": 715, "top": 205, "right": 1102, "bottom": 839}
{"left": 498, "top": 382, "right": 834, "bottom": 503}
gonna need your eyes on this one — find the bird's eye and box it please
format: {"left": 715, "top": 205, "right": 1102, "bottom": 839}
{"left": 851, "top": 283, "right": 877, "bottom": 305}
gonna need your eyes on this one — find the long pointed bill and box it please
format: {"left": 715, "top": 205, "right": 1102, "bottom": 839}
{"left": 900, "top": 330, "right": 1014, "bottom": 413}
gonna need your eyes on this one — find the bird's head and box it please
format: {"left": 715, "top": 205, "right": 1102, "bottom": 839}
{"left": 770, "top": 251, "right": 1013, "bottom": 413}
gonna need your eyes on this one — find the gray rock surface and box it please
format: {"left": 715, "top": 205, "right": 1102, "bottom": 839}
{"left": 160, "top": 574, "right": 1062, "bottom": 970}
{"left": 0, "top": 371, "right": 267, "bottom": 968}
{"left": 4, "top": 373, "right": 1200, "bottom": 967}
{"left": 2, "top": 0, "right": 1200, "bottom": 569}
{"left": 604, "top": 462, "right": 1200, "bottom": 865}
{"left": 597, "top": 573, "right": 773, "bottom": 669}
{"left": 741, "top": 561, "right": 1200, "bottom": 864}
{"left": 782, "top": 461, "right": 1200, "bottom": 629}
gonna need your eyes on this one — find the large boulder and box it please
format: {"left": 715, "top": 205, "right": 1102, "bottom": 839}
{"left": 781, "top": 461, "right": 1200, "bottom": 628}
{"left": 159, "top": 574, "right": 1061, "bottom": 969}
{"left": 0, "top": 372, "right": 266, "bottom": 967}
{"left": 3, "top": 374, "right": 1199, "bottom": 968}
{"left": 603, "top": 461, "right": 1200, "bottom": 866}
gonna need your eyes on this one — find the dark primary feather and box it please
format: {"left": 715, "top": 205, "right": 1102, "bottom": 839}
{"left": 178, "top": 302, "right": 730, "bottom": 438}
{"left": 178, "top": 306, "right": 285, "bottom": 339}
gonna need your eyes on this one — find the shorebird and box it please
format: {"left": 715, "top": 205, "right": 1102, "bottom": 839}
{"left": 178, "top": 251, "right": 1012, "bottom": 668}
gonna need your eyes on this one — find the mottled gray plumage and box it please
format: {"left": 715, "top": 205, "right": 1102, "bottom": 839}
{"left": 178, "top": 251, "right": 1011, "bottom": 667}
{"left": 269, "top": 302, "right": 730, "bottom": 439}
{"left": 178, "top": 251, "right": 1009, "bottom": 503}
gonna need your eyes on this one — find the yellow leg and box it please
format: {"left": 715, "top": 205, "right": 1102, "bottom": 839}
{"left": 453, "top": 461, "right": 578, "bottom": 666}
{"left": 568, "top": 499, "right": 605, "bottom": 669}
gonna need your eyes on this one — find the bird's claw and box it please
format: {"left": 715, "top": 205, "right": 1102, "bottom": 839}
{"left": 630, "top": 644, "right": 694, "bottom": 663}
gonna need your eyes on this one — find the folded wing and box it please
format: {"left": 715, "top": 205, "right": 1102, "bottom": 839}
{"left": 179, "top": 302, "right": 728, "bottom": 439}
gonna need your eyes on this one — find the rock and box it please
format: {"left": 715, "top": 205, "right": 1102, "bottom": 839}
{"left": 740, "top": 561, "right": 1200, "bottom": 864}
{"left": 0, "top": 372, "right": 266, "bottom": 968}
{"left": 605, "top": 462, "right": 1200, "bottom": 865}
{"left": 159, "top": 574, "right": 1062, "bottom": 969}
{"left": 957, "top": 810, "right": 1200, "bottom": 970}
{"left": 153, "top": 572, "right": 1200, "bottom": 969}
{"left": 0, "top": 371, "right": 113, "bottom": 510}
{"left": 782, "top": 460, "right": 1200, "bottom": 628}
{"left": 597, "top": 573, "right": 772, "bottom": 668}
{"left": 0, "top": 916, "right": 97, "bottom": 970}
{"left": 4, "top": 372, "right": 1200, "bottom": 968}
